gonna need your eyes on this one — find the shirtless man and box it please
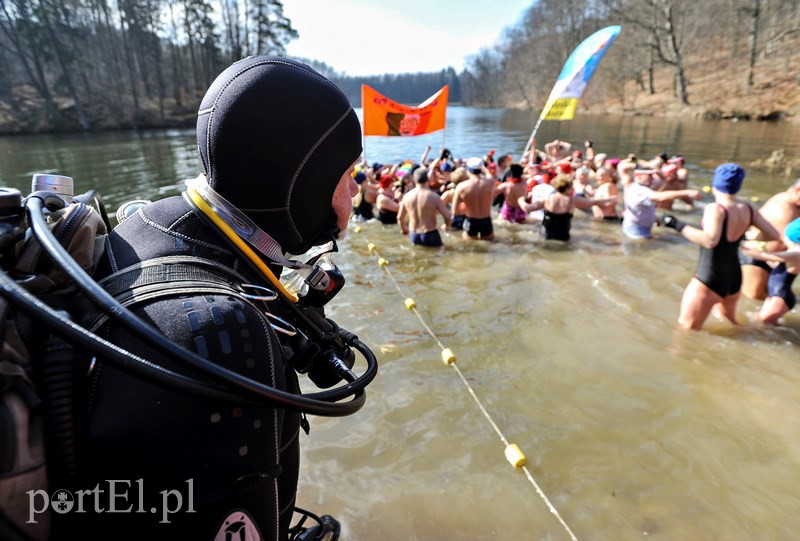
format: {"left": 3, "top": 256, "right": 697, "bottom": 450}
{"left": 544, "top": 139, "right": 572, "bottom": 162}
{"left": 740, "top": 217, "right": 800, "bottom": 324}
{"left": 441, "top": 167, "right": 469, "bottom": 230}
{"left": 591, "top": 166, "right": 620, "bottom": 221}
{"left": 740, "top": 179, "right": 800, "bottom": 299}
{"left": 654, "top": 163, "right": 689, "bottom": 210}
{"left": 398, "top": 166, "right": 452, "bottom": 247}
{"left": 452, "top": 157, "right": 497, "bottom": 240}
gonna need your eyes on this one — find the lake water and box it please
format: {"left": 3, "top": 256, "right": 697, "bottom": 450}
{"left": 1, "top": 108, "right": 799, "bottom": 540}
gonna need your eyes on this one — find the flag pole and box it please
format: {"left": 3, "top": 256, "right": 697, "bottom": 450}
{"left": 360, "top": 84, "right": 367, "bottom": 163}
{"left": 521, "top": 116, "right": 544, "bottom": 161}
{"left": 519, "top": 26, "right": 622, "bottom": 162}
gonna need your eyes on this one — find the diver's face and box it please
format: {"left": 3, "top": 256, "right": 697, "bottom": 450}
{"left": 332, "top": 161, "right": 359, "bottom": 238}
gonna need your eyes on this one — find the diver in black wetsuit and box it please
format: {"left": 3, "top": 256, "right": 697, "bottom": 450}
{"left": 73, "top": 57, "right": 365, "bottom": 540}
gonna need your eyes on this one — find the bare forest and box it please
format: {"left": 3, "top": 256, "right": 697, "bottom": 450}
{"left": 461, "top": 0, "right": 800, "bottom": 121}
{"left": 0, "top": 0, "right": 297, "bottom": 133}
{"left": 1, "top": 0, "right": 799, "bottom": 135}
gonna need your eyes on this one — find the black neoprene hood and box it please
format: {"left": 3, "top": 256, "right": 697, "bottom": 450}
{"left": 197, "top": 56, "right": 362, "bottom": 254}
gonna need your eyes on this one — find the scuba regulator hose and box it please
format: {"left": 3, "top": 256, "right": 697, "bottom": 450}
{"left": 0, "top": 270, "right": 256, "bottom": 404}
{"left": 20, "top": 191, "right": 377, "bottom": 416}
{"left": 182, "top": 188, "right": 379, "bottom": 402}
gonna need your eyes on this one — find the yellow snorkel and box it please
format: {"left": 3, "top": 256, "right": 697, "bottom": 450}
{"left": 184, "top": 177, "right": 298, "bottom": 302}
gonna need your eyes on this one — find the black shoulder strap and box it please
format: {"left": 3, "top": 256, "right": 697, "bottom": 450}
{"left": 87, "top": 256, "right": 258, "bottom": 332}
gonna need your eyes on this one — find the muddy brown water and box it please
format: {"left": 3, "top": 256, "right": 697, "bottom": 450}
{"left": 1, "top": 111, "right": 798, "bottom": 539}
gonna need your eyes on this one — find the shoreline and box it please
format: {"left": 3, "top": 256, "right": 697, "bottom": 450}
{"left": 2, "top": 99, "right": 798, "bottom": 178}
{"left": 2, "top": 83, "right": 798, "bottom": 137}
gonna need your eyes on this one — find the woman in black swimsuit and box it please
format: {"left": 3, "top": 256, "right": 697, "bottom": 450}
{"left": 663, "top": 164, "right": 780, "bottom": 330}
{"left": 520, "top": 173, "right": 616, "bottom": 242}
{"left": 376, "top": 173, "right": 400, "bottom": 224}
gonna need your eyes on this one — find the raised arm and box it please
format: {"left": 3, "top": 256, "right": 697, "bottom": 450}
{"left": 420, "top": 145, "right": 431, "bottom": 165}
{"left": 427, "top": 157, "right": 442, "bottom": 178}
{"left": 544, "top": 140, "right": 558, "bottom": 158}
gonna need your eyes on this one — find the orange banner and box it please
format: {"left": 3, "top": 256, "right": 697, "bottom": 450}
{"left": 361, "top": 85, "right": 448, "bottom": 136}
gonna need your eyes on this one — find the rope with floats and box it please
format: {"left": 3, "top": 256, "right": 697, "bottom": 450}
{"left": 354, "top": 227, "right": 580, "bottom": 541}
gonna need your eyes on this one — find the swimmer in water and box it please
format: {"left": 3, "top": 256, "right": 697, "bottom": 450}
{"left": 663, "top": 164, "right": 781, "bottom": 330}
{"left": 739, "top": 216, "right": 800, "bottom": 324}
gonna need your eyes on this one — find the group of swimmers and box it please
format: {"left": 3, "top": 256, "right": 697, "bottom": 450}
{"left": 349, "top": 141, "right": 800, "bottom": 330}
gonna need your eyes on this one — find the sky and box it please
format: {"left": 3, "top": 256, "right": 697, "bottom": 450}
{"left": 282, "top": 0, "right": 534, "bottom": 76}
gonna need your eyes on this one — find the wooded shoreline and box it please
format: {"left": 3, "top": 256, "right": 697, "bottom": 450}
{"left": 0, "top": 82, "right": 797, "bottom": 138}
{"left": 2, "top": 1, "right": 799, "bottom": 138}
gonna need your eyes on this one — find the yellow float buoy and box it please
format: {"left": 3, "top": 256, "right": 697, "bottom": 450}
{"left": 441, "top": 348, "right": 456, "bottom": 365}
{"left": 504, "top": 443, "right": 527, "bottom": 469}
{"left": 404, "top": 297, "right": 416, "bottom": 310}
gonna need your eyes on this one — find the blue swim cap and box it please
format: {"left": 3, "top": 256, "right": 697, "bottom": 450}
{"left": 353, "top": 171, "right": 367, "bottom": 184}
{"left": 712, "top": 163, "right": 745, "bottom": 194}
{"left": 784, "top": 217, "right": 800, "bottom": 244}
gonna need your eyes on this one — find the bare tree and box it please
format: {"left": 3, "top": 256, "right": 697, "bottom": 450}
{"left": 250, "top": 0, "right": 296, "bottom": 56}
{"left": 0, "top": 0, "right": 64, "bottom": 125}
{"left": 95, "top": 0, "right": 128, "bottom": 118}
{"left": 117, "top": 1, "right": 142, "bottom": 126}
{"left": 166, "top": 0, "right": 186, "bottom": 108}
{"left": 603, "top": 0, "right": 692, "bottom": 105}
{"left": 0, "top": 0, "right": 300, "bottom": 132}
{"left": 742, "top": 0, "right": 761, "bottom": 95}
{"left": 220, "top": 0, "right": 243, "bottom": 61}
{"left": 35, "top": 0, "right": 91, "bottom": 129}
{"left": 463, "top": 48, "right": 504, "bottom": 106}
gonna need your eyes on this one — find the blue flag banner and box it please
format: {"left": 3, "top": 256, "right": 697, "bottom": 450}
{"left": 540, "top": 25, "right": 622, "bottom": 121}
